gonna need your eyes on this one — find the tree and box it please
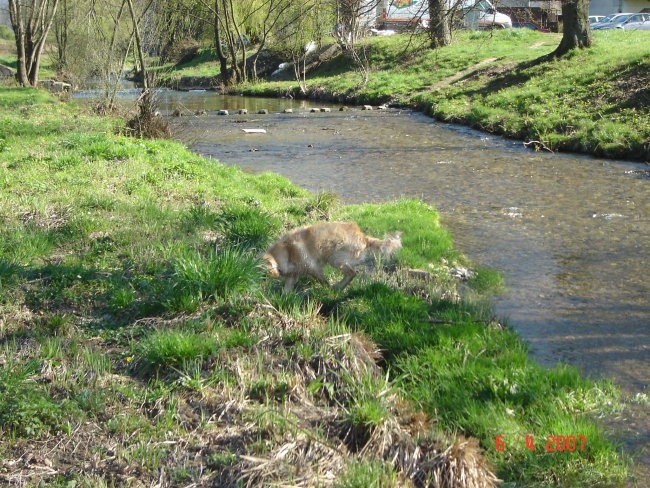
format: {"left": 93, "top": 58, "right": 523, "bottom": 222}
{"left": 333, "top": 0, "right": 380, "bottom": 49}
{"left": 8, "top": 0, "right": 60, "bottom": 86}
{"left": 552, "top": 0, "right": 591, "bottom": 57}
{"left": 428, "top": 0, "right": 451, "bottom": 48}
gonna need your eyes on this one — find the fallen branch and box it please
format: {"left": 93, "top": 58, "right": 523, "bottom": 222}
{"left": 524, "top": 140, "right": 554, "bottom": 153}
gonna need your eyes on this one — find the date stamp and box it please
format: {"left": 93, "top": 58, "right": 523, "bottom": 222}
{"left": 494, "top": 435, "right": 587, "bottom": 453}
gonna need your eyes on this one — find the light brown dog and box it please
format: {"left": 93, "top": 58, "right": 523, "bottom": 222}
{"left": 261, "top": 222, "right": 402, "bottom": 292}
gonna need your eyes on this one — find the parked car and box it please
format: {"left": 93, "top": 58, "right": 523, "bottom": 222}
{"left": 512, "top": 21, "right": 551, "bottom": 32}
{"left": 593, "top": 13, "right": 649, "bottom": 30}
{"left": 620, "top": 17, "right": 650, "bottom": 30}
{"left": 591, "top": 13, "right": 628, "bottom": 29}
{"left": 589, "top": 15, "right": 605, "bottom": 24}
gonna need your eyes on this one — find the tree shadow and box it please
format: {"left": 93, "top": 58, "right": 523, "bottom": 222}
{"left": 458, "top": 55, "right": 550, "bottom": 98}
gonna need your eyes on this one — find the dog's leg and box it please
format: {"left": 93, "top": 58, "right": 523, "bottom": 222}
{"left": 307, "top": 267, "right": 330, "bottom": 287}
{"left": 283, "top": 275, "right": 298, "bottom": 292}
{"left": 333, "top": 265, "right": 357, "bottom": 291}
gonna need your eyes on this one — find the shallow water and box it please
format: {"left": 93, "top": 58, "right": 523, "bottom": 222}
{"left": 77, "top": 90, "right": 650, "bottom": 480}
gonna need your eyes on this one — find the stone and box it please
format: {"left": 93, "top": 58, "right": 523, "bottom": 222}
{"left": 217, "top": 109, "right": 229, "bottom": 115}
{"left": 40, "top": 79, "right": 72, "bottom": 92}
{"left": 238, "top": 108, "right": 248, "bottom": 115}
{"left": 258, "top": 109, "right": 268, "bottom": 114}
{"left": 0, "top": 64, "right": 16, "bottom": 78}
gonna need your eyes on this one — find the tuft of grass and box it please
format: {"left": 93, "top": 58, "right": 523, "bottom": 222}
{"left": 217, "top": 203, "right": 281, "bottom": 250}
{"left": 335, "top": 459, "right": 399, "bottom": 488}
{"left": 137, "top": 330, "right": 218, "bottom": 372}
{"left": 0, "top": 359, "right": 76, "bottom": 437}
{"left": 167, "top": 247, "right": 262, "bottom": 310}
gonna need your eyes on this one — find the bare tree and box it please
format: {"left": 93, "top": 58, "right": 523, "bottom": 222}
{"left": 552, "top": 0, "right": 591, "bottom": 57}
{"left": 8, "top": 0, "right": 60, "bottom": 86}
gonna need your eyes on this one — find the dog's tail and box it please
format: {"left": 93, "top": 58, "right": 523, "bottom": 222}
{"left": 365, "top": 231, "right": 402, "bottom": 256}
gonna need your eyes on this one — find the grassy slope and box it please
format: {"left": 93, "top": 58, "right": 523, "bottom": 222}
{"left": 239, "top": 29, "right": 650, "bottom": 161}
{"left": 0, "top": 87, "right": 628, "bottom": 486}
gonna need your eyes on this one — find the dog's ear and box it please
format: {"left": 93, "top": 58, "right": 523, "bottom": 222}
{"left": 387, "top": 231, "right": 403, "bottom": 242}
{"left": 259, "top": 253, "right": 280, "bottom": 277}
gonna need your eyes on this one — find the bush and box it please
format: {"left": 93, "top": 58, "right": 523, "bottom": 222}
{"left": 163, "top": 38, "right": 200, "bottom": 65}
{"left": 0, "top": 25, "right": 14, "bottom": 41}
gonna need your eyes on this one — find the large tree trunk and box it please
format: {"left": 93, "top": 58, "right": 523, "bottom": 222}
{"left": 553, "top": 0, "right": 591, "bottom": 57}
{"left": 428, "top": 0, "right": 451, "bottom": 48}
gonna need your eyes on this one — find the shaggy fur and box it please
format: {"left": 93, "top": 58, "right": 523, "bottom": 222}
{"left": 261, "top": 222, "right": 402, "bottom": 291}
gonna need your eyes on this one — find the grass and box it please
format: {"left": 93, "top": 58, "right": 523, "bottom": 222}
{"left": 0, "top": 87, "right": 630, "bottom": 486}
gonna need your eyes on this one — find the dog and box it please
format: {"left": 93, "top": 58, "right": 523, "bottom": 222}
{"left": 261, "top": 222, "right": 402, "bottom": 292}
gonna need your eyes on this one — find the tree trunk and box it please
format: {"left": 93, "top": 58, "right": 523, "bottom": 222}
{"left": 8, "top": 0, "right": 29, "bottom": 85}
{"left": 9, "top": 0, "right": 59, "bottom": 86}
{"left": 126, "top": 0, "right": 148, "bottom": 90}
{"left": 428, "top": 0, "right": 451, "bottom": 48}
{"left": 553, "top": 0, "right": 591, "bottom": 57}
{"left": 214, "top": 0, "right": 232, "bottom": 84}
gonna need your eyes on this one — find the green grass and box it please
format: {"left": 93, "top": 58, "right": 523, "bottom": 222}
{"left": 0, "top": 87, "right": 629, "bottom": 486}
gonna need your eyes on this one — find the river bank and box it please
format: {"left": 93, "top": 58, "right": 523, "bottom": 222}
{"left": 0, "top": 87, "right": 634, "bottom": 485}
{"left": 159, "top": 29, "right": 649, "bottom": 162}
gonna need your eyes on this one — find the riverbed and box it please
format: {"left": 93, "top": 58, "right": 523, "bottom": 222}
{"left": 76, "top": 89, "right": 650, "bottom": 481}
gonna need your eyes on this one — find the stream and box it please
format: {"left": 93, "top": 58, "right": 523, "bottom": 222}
{"left": 76, "top": 89, "right": 650, "bottom": 481}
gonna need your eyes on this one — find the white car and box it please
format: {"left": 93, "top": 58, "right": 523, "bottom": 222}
{"left": 588, "top": 15, "right": 605, "bottom": 24}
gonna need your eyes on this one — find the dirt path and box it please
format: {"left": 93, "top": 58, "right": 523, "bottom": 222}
{"left": 428, "top": 57, "right": 498, "bottom": 90}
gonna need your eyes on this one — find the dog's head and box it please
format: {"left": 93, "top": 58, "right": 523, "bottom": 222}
{"left": 259, "top": 252, "right": 280, "bottom": 277}
{"left": 381, "top": 231, "right": 403, "bottom": 255}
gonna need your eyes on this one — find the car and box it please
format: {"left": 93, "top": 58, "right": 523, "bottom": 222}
{"left": 589, "top": 15, "right": 605, "bottom": 24}
{"left": 620, "top": 18, "right": 650, "bottom": 30}
{"left": 591, "top": 13, "right": 628, "bottom": 29}
{"left": 512, "top": 21, "right": 551, "bottom": 32}
{"left": 594, "top": 12, "right": 650, "bottom": 30}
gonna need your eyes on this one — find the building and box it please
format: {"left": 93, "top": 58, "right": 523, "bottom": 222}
{"left": 0, "top": 0, "right": 9, "bottom": 26}
{"left": 496, "top": 1, "right": 562, "bottom": 30}
{"left": 589, "top": 0, "right": 650, "bottom": 15}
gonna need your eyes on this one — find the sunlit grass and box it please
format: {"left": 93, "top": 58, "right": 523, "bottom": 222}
{"left": 0, "top": 87, "right": 628, "bottom": 486}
